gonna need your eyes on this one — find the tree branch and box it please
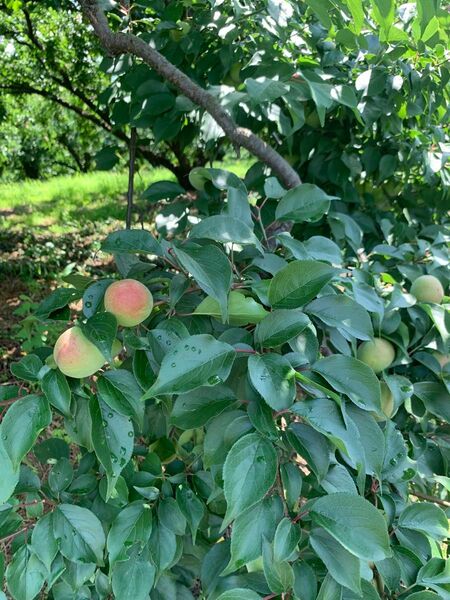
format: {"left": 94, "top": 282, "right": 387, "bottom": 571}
{"left": 80, "top": 0, "right": 301, "bottom": 190}
{"left": 126, "top": 127, "right": 137, "bottom": 228}
{"left": 22, "top": 7, "right": 43, "bottom": 50}
{"left": 410, "top": 490, "right": 450, "bottom": 508}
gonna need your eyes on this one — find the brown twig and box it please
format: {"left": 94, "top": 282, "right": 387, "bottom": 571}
{"left": 410, "top": 490, "right": 450, "bottom": 508}
{"left": 0, "top": 526, "right": 29, "bottom": 544}
{"left": 126, "top": 126, "right": 137, "bottom": 228}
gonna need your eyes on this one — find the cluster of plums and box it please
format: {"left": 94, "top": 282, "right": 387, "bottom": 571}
{"left": 356, "top": 274, "right": 448, "bottom": 418}
{"left": 53, "top": 279, "right": 153, "bottom": 379}
{"left": 51, "top": 272, "right": 447, "bottom": 400}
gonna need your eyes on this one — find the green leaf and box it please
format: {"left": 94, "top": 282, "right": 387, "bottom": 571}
{"left": 89, "top": 396, "right": 134, "bottom": 500}
{"left": 310, "top": 528, "right": 361, "bottom": 594}
{"left": 398, "top": 503, "right": 449, "bottom": 540}
{"left": 216, "top": 591, "right": 262, "bottom": 600}
{"left": 176, "top": 485, "right": 205, "bottom": 543}
{"left": 81, "top": 312, "right": 117, "bottom": 362}
{"left": 306, "top": 295, "right": 374, "bottom": 341}
{"left": 158, "top": 497, "right": 186, "bottom": 536}
{"left": 321, "top": 464, "right": 357, "bottom": 495}
{"left": 287, "top": 423, "right": 330, "bottom": 481}
{"left": 148, "top": 521, "right": 178, "bottom": 571}
{"left": 254, "top": 308, "right": 311, "bottom": 347}
{"left": 248, "top": 353, "right": 296, "bottom": 410}
{"left": 98, "top": 370, "right": 145, "bottom": 428}
{"left": 10, "top": 354, "right": 43, "bottom": 382}
{"left": 331, "top": 84, "right": 358, "bottom": 108}
{"left": 41, "top": 369, "right": 71, "bottom": 417}
{"left": 346, "top": 405, "right": 385, "bottom": 478}
{"left": 53, "top": 504, "right": 106, "bottom": 564}
{"left": 278, "top": 233, "right": 342, "bottom": 265}
{"left": 35, "top": 287, "right": 82, "bottom": 320}
{"left": 273, "top": 517, "right": 301, "bottom": 562}
{"left": 173, "top": 245, "right": 232, "bottom": 322}
{"left": 342, "top": 580, "right": 382, "bottom": 599}
{"left": 276, "top": 184, "right": 337, "bottom": 223}
{"left": 281, "top": 462, "right": 303, "bottom": 510}
{"left": 224, "top": 496, "right": 283, "bottom": 574}
{"left": 101, "top": 228, "right": 161, "bottom": 255}
{"left": 406, "top": 593, "right": 440, "bottom": 600}
{"left": 0, "top": 395, "right": 51, "bottom": 469}
{"left": 31, "top": 512, "right": 58, "bottom": 573}
{"left": 344, "top": 0, "right": 364, "bottom": 33}
{"left": 48, "top": 457, "right": 73, "bottom": 495}
{"left": 413, "top": 382, "right": 450, "bottom": 421}
{"left": 171, "top": 384, "right": 236, "bottom": 429}
{"left": 190, "top": 215, "right": 263, "bottom": 253}
{"left": 203, "top": 409, "right": 252, "bottom": 469}
{"left": 246, "top": 77, "right": 288, "bottom": 102}
{"left": 111, "top": 552, "right": 155, "bottom": 600}
{"left": 312, "top": 355, "right": 382, "bottom": 413}
{"left": 143, "top": 334, "right": 236, "bottom": 398}
{"left": 223, "top": 432, "right": 277, "bottom": 527}
{"left": 0, "top": 437, "right": 19, "bottom": 503}
{"left": 107, "top": 501, "right": 152, "bottom": 564}
{"left": 5, "top": 546, "right": 46, "bottom": 600}
{"left": 268, "top": 260, "right": 336, "bottom": 308}
{"left": 292, "top": 399, "right": 365, "bottom": 480}
{"left": 142, "top": 180, "right": 185, "bottom": 202}
{"left": 195, "top": 291, "right": 268, "bottom": 325}
{"left": 371, "top": 0, "right": 395, "bottom": 34}
{"left": 310, "top": 493, "right": 391, "bottom": 561}
{"left": 317, "top": 573, "right": 343, "bottom": 600}
{"left": 262, "top": 536, "right": 294, "bottom": 593}
{"left": 82, "top": 279, "right": 114, "bottom": 318}
{"left": 293, "top": 562, "right": 317, "bottom": 600}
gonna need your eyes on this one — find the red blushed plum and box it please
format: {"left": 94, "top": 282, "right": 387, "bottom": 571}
{"left": 104, "top": 279, "right": 153, "bottom": 327}
{"left": 54, "top": 326, "right": 105, "bottom": 378}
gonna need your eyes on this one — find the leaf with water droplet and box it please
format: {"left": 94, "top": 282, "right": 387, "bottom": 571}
{"left": 142, "top": 334, "right": 236, "bottom": 399}
{"left": 89, "top": 396, "right": 134, "bottom": 501}
{"left": 248, "top": 354, "right": 296, "bottom": 410}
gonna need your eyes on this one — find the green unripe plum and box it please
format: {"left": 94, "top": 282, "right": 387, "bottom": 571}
{"left": 379, "top": 382, "right": 394, "bottom": 419}
{"left": 410, "top": 274, "right": 444, "bottom": 304}
{"left": 169, "top": 20, "right": 191, "bottom": 42}
{"left": 104, "top": 279, "right": 153, "bottom": 327}
{"left": 54, "top": 326, "right": 105, "bottom": 378}
{"left": 246, "top": 557, "right": 264, "bottom": 572}
{"left": 357, "top": 338, "right": 395, "bottom": 373}
{"left": 112, "top": 338, "right": 122, "bottom": 357}
{"left": 371, "top": 382, "right": 394, "bottom": 421}
{"left": 433, "top": 351, "right": 450, "bottom": 369}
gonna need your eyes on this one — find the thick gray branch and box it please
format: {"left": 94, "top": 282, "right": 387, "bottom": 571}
{"left": 80, "top": 0, "right": 301, "bottom": 190}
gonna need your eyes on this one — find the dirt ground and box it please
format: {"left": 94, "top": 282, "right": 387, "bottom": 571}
{"left": 0, "top": 276, "right": 34, "bottom": 382}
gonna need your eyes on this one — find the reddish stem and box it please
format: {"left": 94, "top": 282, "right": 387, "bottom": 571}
{"left": 292, "top": 509, "right": 309, "bottom": 523}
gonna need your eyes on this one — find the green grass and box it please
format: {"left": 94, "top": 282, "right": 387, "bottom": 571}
{"left": 0, "top": 160, "right": 252, "bottom": 233}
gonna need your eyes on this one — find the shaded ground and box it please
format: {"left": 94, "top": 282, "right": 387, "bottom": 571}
{"left": 0, "top": 277, "right": 30, "bottom": 382}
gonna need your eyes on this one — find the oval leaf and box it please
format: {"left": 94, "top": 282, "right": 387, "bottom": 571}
{"left": 223, "top": 432, "right": 277, "bottom": 527}
{"left": 143, "top": 334, "right": 236, "bottom": 398}
{"left": 268, "top": 260, "right": 336, "bottom": 308}
{"left": 312, "top": 355, "right": 381, "bottom": 412}
{"left": 310, "top": 492, "right": 391, "bottom": 561}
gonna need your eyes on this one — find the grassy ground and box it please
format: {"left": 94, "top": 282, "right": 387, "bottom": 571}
{"left": 0, "top": 160, "right": 252, "bottom": 232}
